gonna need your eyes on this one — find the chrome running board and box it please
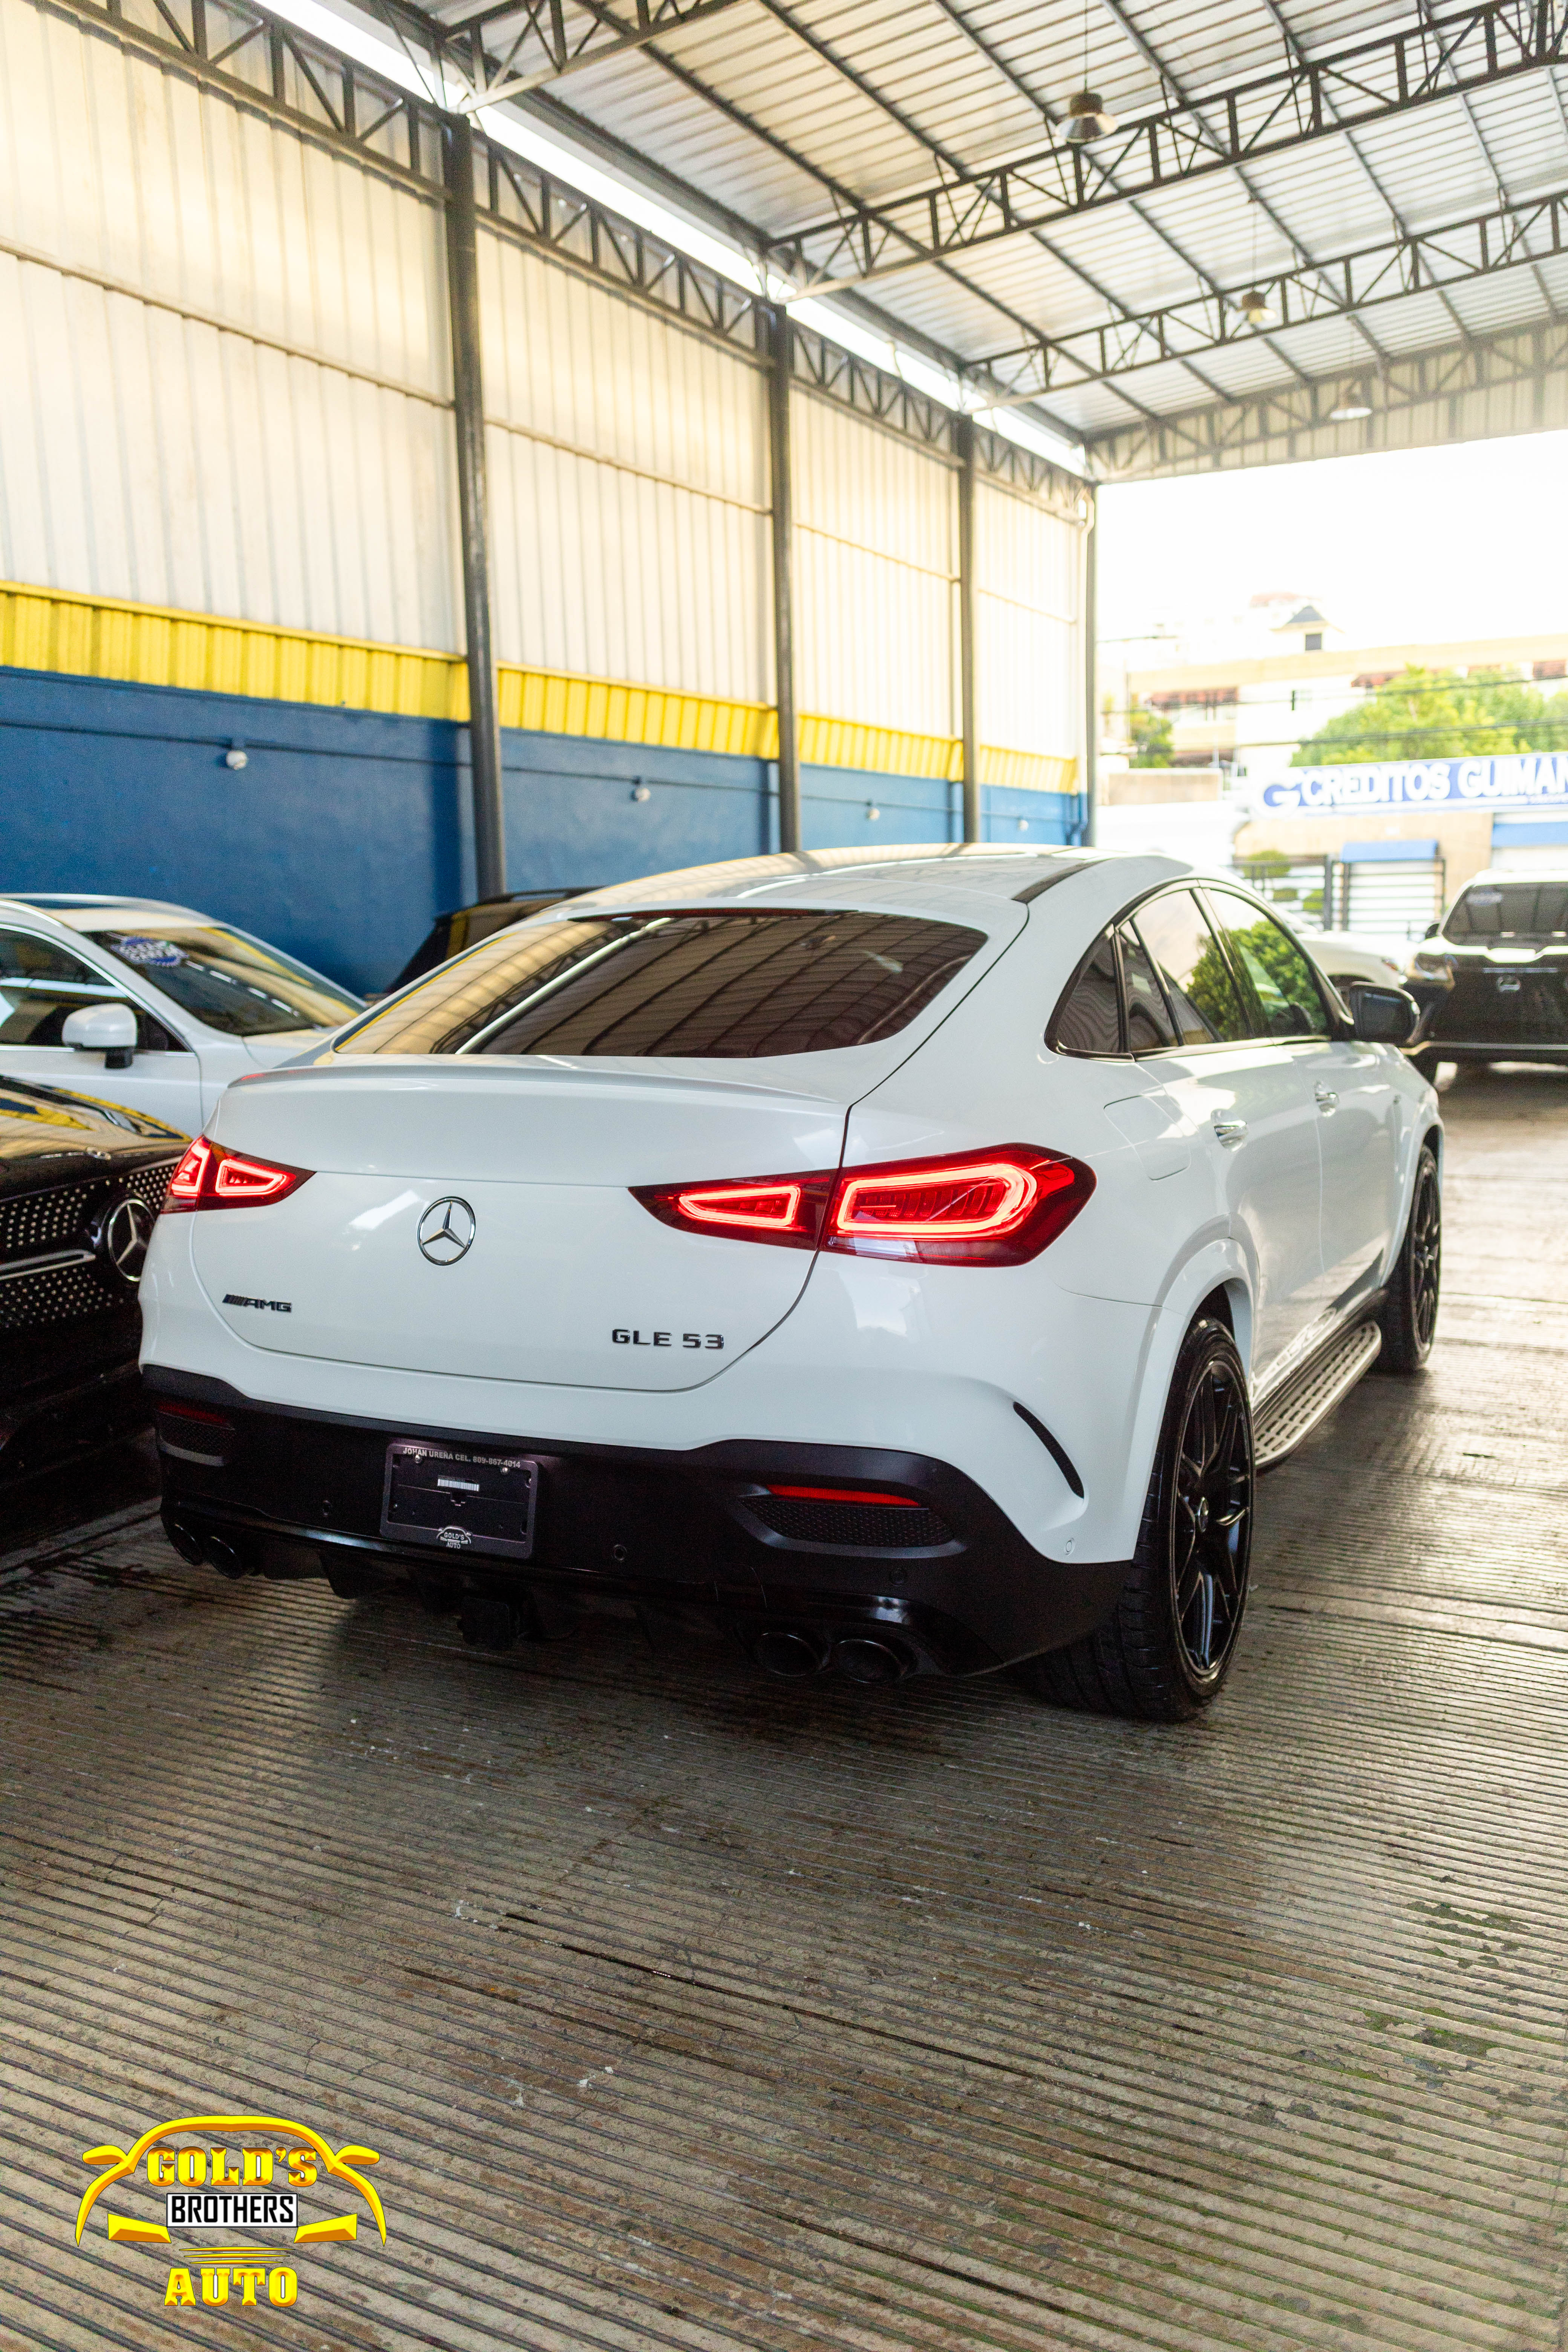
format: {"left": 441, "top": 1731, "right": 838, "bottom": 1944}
{"left": 1254, "top": 1321, "right": 1382, "bottom": 1472}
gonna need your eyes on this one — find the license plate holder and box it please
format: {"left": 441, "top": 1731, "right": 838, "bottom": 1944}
{"left": 380, "top": 1440, "right": 539, "bottom": 1561}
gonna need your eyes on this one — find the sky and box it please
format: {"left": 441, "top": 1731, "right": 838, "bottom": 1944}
{"left": 1097, "top": 430, "right": 1568, "bottom": 658}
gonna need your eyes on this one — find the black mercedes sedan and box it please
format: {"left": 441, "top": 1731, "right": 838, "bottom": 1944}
{"left": 1408, "top": 871, "right": 1568, "bottom": 1076}
{"left": 0, "top": 1079, "right": 184, "bottom": 1481}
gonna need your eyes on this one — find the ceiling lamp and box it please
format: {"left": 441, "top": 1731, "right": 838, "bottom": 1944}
{"left": 1061, "top": 92, "right": 1117, "bottom": 143}
{"left": 1236, "top": 286, "right": 1274, "bottom": 326}
{"left": 1330, "top": 381, "right": 1373, "bottom": 420}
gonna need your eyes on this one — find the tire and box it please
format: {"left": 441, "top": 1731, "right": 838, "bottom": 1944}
{"left": 1375, "top": 1142, "right": 1440, "bottom": 1374}
{"left": 1018, "top": 1315, "right": 1254, "bottom": 1722}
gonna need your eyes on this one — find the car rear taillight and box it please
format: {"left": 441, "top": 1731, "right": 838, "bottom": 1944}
{"left": 767, "top": 1484, "right": 919, "bottom": 1507}
{"left": 162, "top": 1138, "right": 312, "bottom": 1212}
{"left": 635, "top": 1171, "right": 833, "bottom": 1251}
{"left": 634, "top": 1146, "right": 1092, "bottom": 1266}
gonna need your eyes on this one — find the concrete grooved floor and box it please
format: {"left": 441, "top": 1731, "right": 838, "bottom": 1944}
{"left": 2, "top": 1066, "right": 1565, "bottom": 2348}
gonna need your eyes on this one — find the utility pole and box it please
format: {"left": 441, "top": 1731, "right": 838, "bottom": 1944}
{"left": 444, "top": 112, "right": 507, "bottom": 899}
{"left": 767, "top": 305, "right": 801, "bottom": 855}
{"left": 956, "top": 415, "right": 981, "bottom": 844}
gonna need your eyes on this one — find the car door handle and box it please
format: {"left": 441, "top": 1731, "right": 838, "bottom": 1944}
{"left": 1314, "top": 1084, "right": 1338, "bottom": 1113}
{"left": 1211, "top": 1116, "right": 1247, "bottom": 1146}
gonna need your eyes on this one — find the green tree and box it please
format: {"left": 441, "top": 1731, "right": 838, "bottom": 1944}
{"left": 1128, "top": 701, "right": 1175, "bottom": 766}
{"left": 1292, "top": 665, "right": 1568, "bottom": 765}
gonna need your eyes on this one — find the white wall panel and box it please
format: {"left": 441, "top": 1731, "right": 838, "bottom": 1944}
{"left": 0, "top": 0, "right": 447, "bottom": 392}
{"left": 0, "top": 0, "right": 1083, "bottom": 754}
{"left": 975, "top": 481, "right": 1080, "bottom": 760}
{"left": 791, "top": 395, "right": 957, "bottom": 739}
{"left": 0, "top": 0, "right": 458, "bottom": 646}
{"left": 0, "top": 252, "right": 459, "bottom": 647}
{"left": 480, "top": 235, "right": 770, "bottom": 699}
{"left": 487, "top": 429, "right": 769, "bottom": 700}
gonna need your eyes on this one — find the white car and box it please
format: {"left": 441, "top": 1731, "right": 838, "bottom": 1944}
{"left": 1283, "top": 923, "right": 1411, "bottom": 995}
{"left": 141, "top": 846, "right": 1442, "bottom": 1720}
{"left": 0, "top": 894, "right": 364, "bottom": 1135}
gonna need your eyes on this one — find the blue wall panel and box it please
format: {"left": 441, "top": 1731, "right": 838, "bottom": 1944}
{"left": 0, "top": 666, "right": 1081, "bottom": 993}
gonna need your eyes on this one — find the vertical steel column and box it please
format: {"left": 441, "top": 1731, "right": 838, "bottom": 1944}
{"left": 1081, "top": 489, "right": 1099, "bottom": 849}
{"left": 956, "top": 415, "right": 981, "bottom": 844}
{"left": 767, "top": 306, "right": 801, "bottom": 856}
{"left": 444, "top": 113, "right": 507, "bottom": 900}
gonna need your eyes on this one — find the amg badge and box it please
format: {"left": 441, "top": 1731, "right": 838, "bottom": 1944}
{"left": 223, "top": 1294, "right": 293, "bottom": 1314}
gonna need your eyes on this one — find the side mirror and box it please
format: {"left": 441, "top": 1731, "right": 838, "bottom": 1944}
{"left": 1423, "top": 920, "right": 1442, "bottom": 939}
{"left": 1348, "top": 983, "right": 1419, "bottom": 1046}
{"left": 62, "top": 1000, "right": 139, "bottom": 1071}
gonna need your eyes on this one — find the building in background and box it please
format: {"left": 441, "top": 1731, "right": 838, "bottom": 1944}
{"left": 1114, "top": 612, "right": 1568, "bottom": 784}
{"left": 1100, "top": 601, "right": 1568, "bottom": 939}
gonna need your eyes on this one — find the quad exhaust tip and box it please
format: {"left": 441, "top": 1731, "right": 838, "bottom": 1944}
{"left": 750, "top": 1627, "right": 914, "bottom": 1684}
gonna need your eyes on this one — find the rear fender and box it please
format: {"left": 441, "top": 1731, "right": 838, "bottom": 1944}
{"left": 1110, "top": 1239, "right": 1253, "bottom": 1553}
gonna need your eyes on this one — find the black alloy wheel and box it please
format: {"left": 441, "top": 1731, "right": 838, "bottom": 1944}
{"left": 1168, "top": 1344, "right": 1252, "bottom": 1686}
{"left": 1376, "top": 1143, "right": 1441, "bottom": 1374}
{"left": 1019, "top": 1315, "right": 1254, "bottom": 1721}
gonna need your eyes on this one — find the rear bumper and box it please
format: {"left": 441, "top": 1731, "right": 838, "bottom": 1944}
{"left": 146, "top": 1369, "right": 1130, "bottom": 1677}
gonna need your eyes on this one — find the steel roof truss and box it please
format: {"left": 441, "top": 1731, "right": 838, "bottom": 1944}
{"left": 971, "top": 186, "right": 1568, "bottom": 400}
{"left": 431, "top": 0, "right": 753, "bottom": 104}
{"left": 1087, "top": 315, "right": 1568, "bottom": 471}
{"left": 769, "top": 0, "right": 1568, "bottom": 288}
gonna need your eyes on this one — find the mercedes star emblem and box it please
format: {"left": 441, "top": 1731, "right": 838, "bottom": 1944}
{"left": 417, "top": 1197, "right": 476, "bottom": 1265}
{"left": 96, "top": 1194, "right": 156, "bottom": 1287}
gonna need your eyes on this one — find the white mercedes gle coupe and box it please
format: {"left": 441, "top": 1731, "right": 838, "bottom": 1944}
{"left": 141, "top": 845, "right": 1442, "bottom": 1720}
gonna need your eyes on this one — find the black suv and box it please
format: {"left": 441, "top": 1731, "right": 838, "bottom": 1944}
{"left": 1409, "top": 871, "right": 1568, "bottom": 1075}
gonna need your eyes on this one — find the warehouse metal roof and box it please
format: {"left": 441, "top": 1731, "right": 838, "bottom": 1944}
{"left": 384, "top": 0, "right": 1568, "bottom": 471}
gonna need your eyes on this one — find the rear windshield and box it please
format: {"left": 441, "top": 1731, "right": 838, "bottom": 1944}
{"left": 86, "top": 927, "right": 363, "bottom": 1037}
{"left": 335, "top": 910, "right": 986, "bottom": 1060}
{"left": 1446, "top": 883, "right": 1568, "bottom": 940}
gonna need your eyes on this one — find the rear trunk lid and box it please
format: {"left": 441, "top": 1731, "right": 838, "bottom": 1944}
{"left": 191, "top": 1061, "right": 846, "bottom": 1390}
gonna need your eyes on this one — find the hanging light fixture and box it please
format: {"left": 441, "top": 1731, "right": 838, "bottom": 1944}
{"left": 1236, "top": 285, "right": 1274, "bottom": 326}
{"left": 1062, "top": 90, "right": 1117, "bottom": 142}
{"left": 1330, "top": 381, "right": 1373, "bottom": 420}
{"left": 1060, "top": 0, "right": 1116, "bottom": 145}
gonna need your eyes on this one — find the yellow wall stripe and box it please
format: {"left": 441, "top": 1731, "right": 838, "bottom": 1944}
{"left": 0, "top": 581, "right": 1076, "bottom": 795}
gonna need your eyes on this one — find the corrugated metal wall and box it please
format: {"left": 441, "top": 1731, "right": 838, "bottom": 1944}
{"left": 0, "top": 0, "right": 458, "bottom": 651}
{"left": 792, "top": 394, "right": 958, "bottom": 743}
{"left": 0, "top": 0, "right": 1083, "bottom": 781}
{"left": 480, "top": 236, "right": 770, "bottom": 703}
{"left": 974, "top": 479, "right": 1081, "bottom": 764}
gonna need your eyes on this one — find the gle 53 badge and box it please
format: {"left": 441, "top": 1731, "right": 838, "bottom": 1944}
{"left": 75, "top": 2112, "right": 387, "bottom": 2309}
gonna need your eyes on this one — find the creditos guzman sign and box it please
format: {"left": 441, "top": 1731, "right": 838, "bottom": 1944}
{"left": 74, "top": 2112, "right": 386, "bottom": 2309}
{"left": 1262, "top": 752, "right": 1568, "bottom": 812}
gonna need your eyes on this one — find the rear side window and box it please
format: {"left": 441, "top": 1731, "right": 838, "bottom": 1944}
{"left": 1118, "top": 926, "right": 1180, "bottom": 1052}
{"left": 1206, "top": 892, "right": 1331, "bottom": 1040}
{"left": 1134, "top": 892, "right": 1249, "bottom": 1046}
{"left": 1448, "top": 883, "right": 1568, "bottom": 939}
{"left": 336, "top": 910, "right": 987, "bottom": 1060}
{"left": 1051, "top": 932, "right": 1123, "bottom": 1055}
